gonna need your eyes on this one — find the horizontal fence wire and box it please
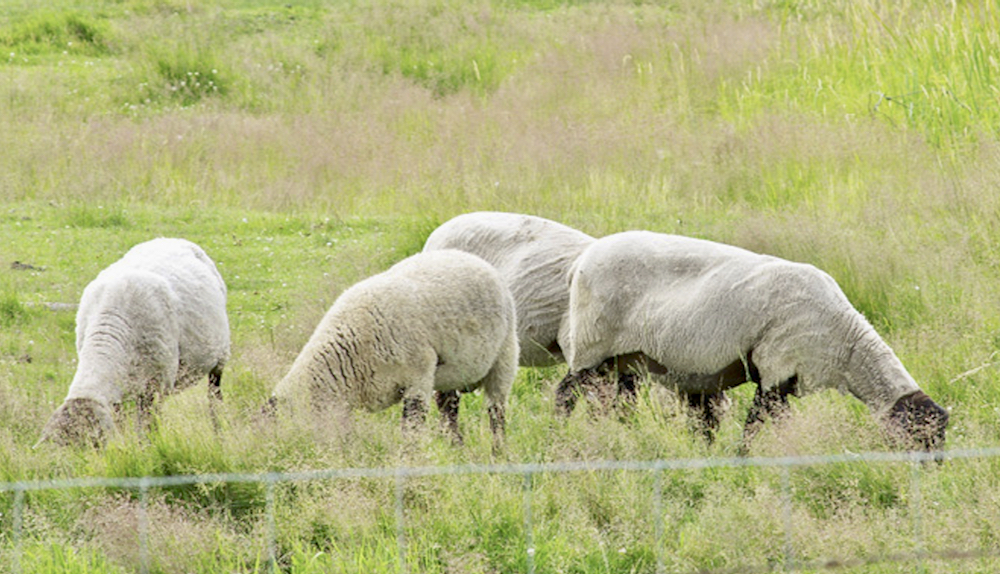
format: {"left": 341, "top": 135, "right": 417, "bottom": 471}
{"left": 4, "top": 446, "right": 1000, "bottom": 574}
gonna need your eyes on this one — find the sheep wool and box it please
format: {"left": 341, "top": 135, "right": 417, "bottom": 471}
{"left": 423, "top": 211, "right": 594, "bottom": 367}
{"left": 563, "top": 231, "right": 948, "bottom": 451}
{"left": 270, "top": 249, "right": 518, "bottom": 447}
{"left": 38, "top": 238, "right": 231, "bottom": 448}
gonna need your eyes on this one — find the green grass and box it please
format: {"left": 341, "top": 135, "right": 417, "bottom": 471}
{"left": 3, "top": 0, "right": 1000, "bottom": 572}
{"left": 0, "top": 10, "right": 113, "bottom": 57}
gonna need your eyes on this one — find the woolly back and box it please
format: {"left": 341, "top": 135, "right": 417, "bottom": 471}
{"left": 566, "top": 231, "right": 785, "bottom": 371}
{"left": 96, "top": 238, "right": 229, "bottom": 379}
{"left": 566, "top": 230, "right": 920, "bottom": 409}
{"left": 424, "top": 212, "right": 593, "bottom": 366}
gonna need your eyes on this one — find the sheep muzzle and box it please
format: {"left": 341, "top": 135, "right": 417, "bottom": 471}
{"left": 885, "top": 390, "right": 948, "bottom": 453}
{"left": 37, "top": 398, "right": 116, "bottom": 449}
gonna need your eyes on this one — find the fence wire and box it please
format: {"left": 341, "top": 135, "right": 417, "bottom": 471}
{"left": 4, "top": 446, "right": 1000, "bottom": 574}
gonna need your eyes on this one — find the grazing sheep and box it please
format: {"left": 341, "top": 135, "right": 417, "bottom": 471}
{"left": 559, "top": 231, "right": 948, "bottom": 452}
{"left": 423, "top": 211, "right": 595, "bottom": 367}
{"left": 269, "top": 249, "right": 518, "bottom": 449}
{"left": 423, "top": 211, "right": 708, "bottom": 418}
{"left": 422, "top": 212, "right": 642, "bottom": 415}
{"left": 38, "top": 238, "right": 231, "bottom": 448}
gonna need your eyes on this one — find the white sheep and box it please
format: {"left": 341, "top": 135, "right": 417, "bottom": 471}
{"left": 269, "top": 249, "right": 518, "bottom": 449}
{"left": 559, "top": 230, "right": 948, "bottom": 452}
{"left": 423, "top": 212, "right": 677, "bottom": 416}
{"left": 422, "top": 211, "right": 595, "bottom": 367}
{"left": 37, "top": 238, "right": 231, "bottom": 448}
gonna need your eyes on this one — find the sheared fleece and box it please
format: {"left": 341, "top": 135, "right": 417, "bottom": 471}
{"left": 423, "top": 211, "right": 593, "bottom": 367}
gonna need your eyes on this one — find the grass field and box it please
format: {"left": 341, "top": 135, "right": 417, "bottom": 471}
{"left": 3, "top": 0, "right": 1000, "bottom": 572}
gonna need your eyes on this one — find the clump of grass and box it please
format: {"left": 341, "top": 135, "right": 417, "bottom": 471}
{"left": 141, "top": 42, "right": 229, "bottom": 107}
{"left": 0, "top": 11, "right": 113, "bottom": 57}
{"left": 0, "top": 293, "right": 32, "bottom": 328}
{"left": 18, "top": 541, "right": 127, "bottom": 574}
{"left": 120, "top": 0, "right": 203, "bottom": 17}
{"left": 79, "top": 493, "right": 258, "bottom": 573}
{"left": 359, "top": 0, "right": 522, "bottom": 97}
{"left": 793, "top": 462, "right": 906, "bottom": 519}
{"left": 62, "top": 205, "right": 131, "bottom": 229}
{"left": 92, "top": 404, "right": 269, "bottom": 521}
{"left": 727, "top": 0, "right": 1000, "bottom": 148}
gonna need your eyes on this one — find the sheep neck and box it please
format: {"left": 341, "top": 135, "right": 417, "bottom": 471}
{"left": 69, "top": 327, "right": 133, "bottom": 407}
{"left": 842, "top": 327, "right": 920, "bottom": 416}
{"left": 291, "top": 318, "right": 388, "bottom": 410}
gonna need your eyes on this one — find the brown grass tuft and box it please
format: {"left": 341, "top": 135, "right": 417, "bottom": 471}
{"left": 79, "top": 494, "right": 248, "bottom": 572}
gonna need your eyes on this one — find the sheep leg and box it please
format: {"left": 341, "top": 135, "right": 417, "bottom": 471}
{"left": 554, "top": 370, "right": 582, "bottom": 416}
{"left": 482, "top": 329, "right": 517, "bottom": 454}
{"left": 555, "top": 367, "right": 599, "bottom": 416}
{"left": 686, "top": 392, "right": 727, "bottom": 444}
{"left": 401, "top": 396, "right": 429, "bottom": 434}
{"left": 614, "top": 372, "right": 640, "bottom": 414}
{"left": 740, "top": 378, "right": 796, "bottom": 454}
{"left": 258, "top": 396, "right": 279, "bottom": 419}
{"left": 488, "top": 403, "right": 506, "bottom": 455}
{"left": 135, "top": 386, "right": 158, "bottom": 440}
{"left": 208, "top": 364, "right": 224, "bottom": 433}
{"left": 435, "top": 390, "right": 463, "bottom": 445}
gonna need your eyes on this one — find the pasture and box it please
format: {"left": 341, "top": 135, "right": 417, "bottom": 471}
{"left": 2, "top": 0, "right": 1000, "bottom": 572}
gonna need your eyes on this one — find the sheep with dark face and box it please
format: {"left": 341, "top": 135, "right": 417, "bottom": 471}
{"left": 559, "top": 231, "right": 948, "bottom": 452}
{"left": 37, "top": 238, "right": 230, "bottom": 448}
{"left": 269, "top": 249, "right": 518, "bottom": 450}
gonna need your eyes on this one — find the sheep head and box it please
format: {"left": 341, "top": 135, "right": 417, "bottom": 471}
{"left": 884, "top": 390, "right": 948, "bottom": 453}
{"left": 36, "top": 398, "right": 117, "bottom": 449}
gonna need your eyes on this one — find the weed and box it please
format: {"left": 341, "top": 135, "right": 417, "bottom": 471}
{"left": 143, "top": 43, "right": 229, "bottom": 106}
{"left": 0, "top": 294, "right": 31, "bottom": 328}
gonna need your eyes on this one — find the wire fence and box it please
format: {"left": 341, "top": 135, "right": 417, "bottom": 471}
{"left": 4, "top": 447, "right": 1000, "bottom": 574}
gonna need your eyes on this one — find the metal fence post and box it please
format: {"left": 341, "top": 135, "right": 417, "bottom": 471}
{"left": 395, "top": 469, "right": 408, "bottom": 574}
{"left": 653, "top": 467, "right": 664, "bottom": 574}
{"left": 523, "top": 471, "right": 535, "bottom": 574}
{"left": 265, "top": 479, "right": 277, "bottom": 574}
{"left": 910, "top": 453, "right": 925, "bottom": 574}
{"left": 781, "top": 465, "right": 794, "bottom": 572}
{"left": 12, "top": 487, "right": 24, "bottom": 574}
{"left": 138, "top": 477, "right": 150, "bottom": 574}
